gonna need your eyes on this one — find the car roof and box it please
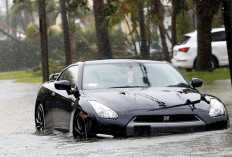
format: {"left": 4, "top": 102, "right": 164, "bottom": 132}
{"left": 185, "top": 27, "right": 225, "bottom": 37}
{"left": 211, "top": 27, "right": 225, "bottom": 33}
{"left": 72, "top": 59, "right": 166, "bottom": 65}
{"left": 84, "top": 59, "right": 166, "bottom": 64}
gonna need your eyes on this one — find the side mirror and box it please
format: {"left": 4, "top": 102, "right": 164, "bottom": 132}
{"left": 55, "top": 80, "right": 71, "bottom": 91}
{"left": 191, "top": 78, "right": 203, "bottom": 88}
{"left": 49, "top": 73, "right": 60, "bottom": 81}
{"left": 54, "top": 80, "right": 80, "bottom": 97}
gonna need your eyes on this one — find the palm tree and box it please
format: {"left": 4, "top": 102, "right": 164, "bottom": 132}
{"left": 137, "top": 0, "right": 149, "bottom": 59}
{"left": 11, "top": 0, "right": 35, "bottom": 32}
{"left": 6, "top": 0, "right": 10, "bottom": 38}
{"left": 105, "top": 0, "right": 140, "bottom": 56}
{"left": 93, "top": 0, "right": 112, "bottom": 59}
{"left": 196, "top": 0, "right": 221, "bottom": 71}
{"left": 154, "top": 0, "right": 170, "bottom": 62}
{"left": 59, "top": 0, "right": 72, "bottom": 66}
{"left": 37, "top": 0, "right": 49, "bottom": 82}
{"left": 171, "top": 0, "right": 182, "bottom": 48}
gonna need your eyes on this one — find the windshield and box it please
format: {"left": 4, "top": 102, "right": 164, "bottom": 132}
{"left": 83, "top": 63, "right": 189, "bottom": 90}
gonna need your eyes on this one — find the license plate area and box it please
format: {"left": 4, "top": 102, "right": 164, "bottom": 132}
{"left": 134, "top": 126, "right": 151, "bottom": 136}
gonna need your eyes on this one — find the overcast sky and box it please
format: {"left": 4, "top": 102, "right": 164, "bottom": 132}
{"left": 0, "top": 0, "right": 13, "bottom": 16}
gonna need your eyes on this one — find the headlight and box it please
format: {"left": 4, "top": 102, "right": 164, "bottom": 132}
{"left": 88, "top": 101, "right": 118, "bottom": 119}
{"left": 209, "top": 98, "right": 225, "bottom": 117}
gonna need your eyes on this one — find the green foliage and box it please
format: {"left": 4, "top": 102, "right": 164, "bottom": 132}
{"left": 0, "top": 71, "right": 32, "bottom": 80}
{"left": 15, "top": 76, "right": 42, "bottom": 83}
{"left": 0, "top": 34, "right": 66, "bottom": 72}
{"left": 48, "top": 25, "right": 62, "bottom": 36}
{"left": 212, "top": 6, "right": 224, "bottom": 28}
{"left": 176, "top": 11, "right": 194, "bottom": 42}
{"left": 11, "top": 0, "right": 34, "bottom": 14}
{"left": 67, "top": 0, "right": 89, "bottom": 13}
{"left": 109, "top": 29, "right": 126, "bottom": 51}
{"left": 67, "top": 0, "right": 90, "bottom": 21}
{"left": 74, "top": 27, "right": 97, "bottom": 60}
{"left": 47, "top": 34, "right": 65, "bottom": 65}
{"left": 32, "top": 60, "right": 63, "bottom": 77}
{"left": 0, "top": 40, "right": 40, "bottom": 72}
{"left": 26, "top": 22, "right": 38, "bottom": 40}
{"left": 105, "top": 0, "right": 138, "bottom": 28}
{"left": 74, "top": 27, "right": 127, "bottom": 59}
{"left": 180, "top": 68, "right": 230, "bottom": 83}
{"left": 0, "top": 70, "right": 42, "bottom": 83}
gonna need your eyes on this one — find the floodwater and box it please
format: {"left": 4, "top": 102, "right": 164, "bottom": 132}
{"left": 0, "top": 80, "right": 232, "bottom": 156}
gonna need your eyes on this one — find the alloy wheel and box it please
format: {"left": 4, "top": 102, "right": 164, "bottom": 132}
{"left": 35, "top": 104, "right": 45, "bottom": 131}
{"left": 73, "top": 112, "right": 87, "bottom": 139}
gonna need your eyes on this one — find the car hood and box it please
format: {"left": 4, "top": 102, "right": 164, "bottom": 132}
{"left": 83, "top": 87, "right": 207, "bottom": 113}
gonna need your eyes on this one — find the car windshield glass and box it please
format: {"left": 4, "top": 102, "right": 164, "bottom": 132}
{"left": 83, "top": 63, "right": 188, "bottom": 89}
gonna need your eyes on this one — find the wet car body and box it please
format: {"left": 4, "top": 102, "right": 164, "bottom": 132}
{"left": 35, "top": 60, "right": 229, "bottom": 138}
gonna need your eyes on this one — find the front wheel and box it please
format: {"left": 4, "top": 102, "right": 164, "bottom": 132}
{"left": 35, "top": 104, "right": 45, "bottom": 131}
{"left": 73, "top": 111, "right": 88, "bottom": 139}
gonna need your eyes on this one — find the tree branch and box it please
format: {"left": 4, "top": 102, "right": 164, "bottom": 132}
{"left": 0, "top": 27, "right": 20, "bottom": 42}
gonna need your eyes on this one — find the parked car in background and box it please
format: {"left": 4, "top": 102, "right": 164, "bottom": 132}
{"left": 171, "top": 28, "right": 229, "bottom": 71}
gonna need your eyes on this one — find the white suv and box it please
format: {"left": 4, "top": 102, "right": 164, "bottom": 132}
{"left": 171, "top": 28, "right": 229, "bottom": 71}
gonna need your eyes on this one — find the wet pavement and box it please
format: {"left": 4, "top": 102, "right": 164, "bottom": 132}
{"left": 0, "top": 79, "right": 232, "bottom": 156}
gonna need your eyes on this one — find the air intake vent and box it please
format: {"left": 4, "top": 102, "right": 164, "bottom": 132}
{"left": 133, "top": 115, "right": 200, "bottom": 123}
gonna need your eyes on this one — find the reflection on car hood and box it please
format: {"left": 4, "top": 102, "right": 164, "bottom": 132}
{"left": 83, "top": 87, "right": 204, "bottom": 112}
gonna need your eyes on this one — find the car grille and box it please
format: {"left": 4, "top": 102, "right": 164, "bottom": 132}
{"left": 133, "top": 115, "right": 200, "bottom": 123}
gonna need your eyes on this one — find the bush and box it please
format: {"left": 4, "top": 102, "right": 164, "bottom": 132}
{"left": 0, "top": 40, "right": 40, "bottom": 72}
{"left": 26, "top": 22, "right": 39, "bottom": 40}
{"left": 32, "top": 60, "right": 63, "bottom": 77}
{"left": 0, "top": 35, "right": 66, "bottom": 72}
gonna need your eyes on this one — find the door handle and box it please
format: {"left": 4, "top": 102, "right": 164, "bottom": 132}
{"left": 51, "top": 92, "right": 55, "bottom": 96}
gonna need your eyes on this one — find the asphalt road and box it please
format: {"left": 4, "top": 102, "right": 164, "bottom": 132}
{"left": 0, "top": 80, "right": 232, "bottom": 156}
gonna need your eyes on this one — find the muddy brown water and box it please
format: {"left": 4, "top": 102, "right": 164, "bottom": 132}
{"left": 0, "top": 80, "right": 232, "bottom": 156}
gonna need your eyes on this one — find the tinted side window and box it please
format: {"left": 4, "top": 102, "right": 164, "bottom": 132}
{"left": 59, "top": 66, "right": 79, "bottom": 87}
{"left": 177, "top": 36, "right": 190, "bottom": 45}
{"left": 57, "top": 70, "right": 66, "bottom": 81}
{"left": 212, "top": 31, "right": 226, "bottom": 42}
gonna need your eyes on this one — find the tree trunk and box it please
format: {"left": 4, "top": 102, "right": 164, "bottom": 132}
{"left": 171, "top": 0, "right": 183, "bottom": 48}
{"left": 137, "top": 0, "right": 149, "bottom": 59}
{"left": 196, "top": 0, "right": 221, "bottom": 71}
{"left": 59, "top": 0, "right": 72, "bottom": 66}
{"left": 171, "top": 0, "right": 178, "bottom": 48}
{"left": 125, "top": 17, "right": 138, "bottom": 56}
{"left": 93, "top": 0, "right": 112, "bottom": 59}
{"left": 6, "top": 0, "right": 10, "bottom": 39}
{"left": 0, "top": 27, "right": 19, "bottom": 42}
{"left": 70, "top": 33, "right": 77, "bottom": 62}
{"left": 38, "top": 0, "right": 49, "bottom": 82}
{"left": 154, "top": 0, "right": 170, "bottom": 62}
{"left": 223, "top": 0, "right": 232, "bottom": 85}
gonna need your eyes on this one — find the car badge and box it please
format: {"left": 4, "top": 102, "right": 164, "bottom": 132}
{"left": 163, "top": 116, "right": 170, "bottom": 122}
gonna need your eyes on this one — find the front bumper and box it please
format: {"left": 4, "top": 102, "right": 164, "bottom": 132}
{"left": 126, "top": 121, "right": 206, "bottom": 136}
{"left": 88, "top": 114, "right": 229, "bottom": 137}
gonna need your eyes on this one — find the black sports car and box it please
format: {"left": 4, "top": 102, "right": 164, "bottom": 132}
{"left": 35, "top": 59, "right": 229, "bottom": 138}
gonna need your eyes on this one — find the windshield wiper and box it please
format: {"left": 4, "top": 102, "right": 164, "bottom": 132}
{"left": 109, "top": 85, "right": 148, "bottom": 88}
{"left": 167, "top": 83, "right": 191, "bottom": 88}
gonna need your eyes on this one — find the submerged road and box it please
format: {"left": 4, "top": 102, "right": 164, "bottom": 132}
{"left": 0, "top": 80, "right": 232, "bottom": 156}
